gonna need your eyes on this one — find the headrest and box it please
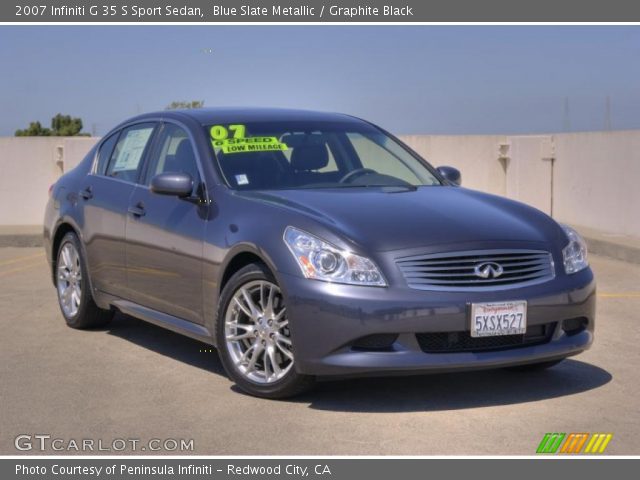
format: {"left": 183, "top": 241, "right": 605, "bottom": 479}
{"left": 219, "top": 151, "right": 285, "bottom": 170}
{"left": 290, "top": 144, "right": 329, "bottom": 171}
{"left": 174, "top": 138, "right": 193, "bottom": 162}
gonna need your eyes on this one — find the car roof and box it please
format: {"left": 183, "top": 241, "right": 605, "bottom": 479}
{"left": 127, "top": 107, "right": 366, "bottom": 126}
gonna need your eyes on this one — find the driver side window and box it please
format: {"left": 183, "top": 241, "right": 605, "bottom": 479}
{"left": 145, "top": 123, "right": 200, "bottom": 186}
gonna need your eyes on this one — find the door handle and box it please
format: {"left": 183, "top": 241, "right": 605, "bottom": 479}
{"left": 80, "top": 187, "right": 93, "bottom": 200}
{"left": 128, "top": 202, "right": 146, "bottom": 218}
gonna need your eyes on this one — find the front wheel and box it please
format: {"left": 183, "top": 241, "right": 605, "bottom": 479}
{"left": 216, "top": 263, "right": 314, "bottom": 399}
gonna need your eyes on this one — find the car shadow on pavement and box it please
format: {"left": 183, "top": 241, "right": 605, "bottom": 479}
{"left": 104, "top": 313, "right": 227, "bottom": 376}
{"left": 293, "top": 360, "right": 612, "bottom": 412}
{"left": 105, "top": 314, "right": 611, "bottom": 412}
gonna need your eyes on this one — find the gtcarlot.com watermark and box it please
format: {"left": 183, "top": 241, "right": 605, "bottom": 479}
{"left": 15, "top": 434, "right": 194, "bottom": 452}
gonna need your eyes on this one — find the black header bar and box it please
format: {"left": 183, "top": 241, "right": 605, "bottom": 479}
{"left": 4, "top": 0, "right": 640, "bottom": 23}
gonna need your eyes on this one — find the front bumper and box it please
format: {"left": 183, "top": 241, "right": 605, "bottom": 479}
{"left": 280, "top": 268, "right": 596, "bottom": 376}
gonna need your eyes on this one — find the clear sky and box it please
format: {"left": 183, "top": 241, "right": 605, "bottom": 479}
{"left": 1, "top": 26, "right": 639, "bottom": 136}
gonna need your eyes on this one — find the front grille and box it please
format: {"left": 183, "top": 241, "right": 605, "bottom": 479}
{"left": 416, "top": 322, "right": 556, "bottom": 353}
{"left": 396, "top": 249, "right": 554, "bottom": 291}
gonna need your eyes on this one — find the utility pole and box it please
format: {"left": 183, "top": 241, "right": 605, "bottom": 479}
{"left": 604, "top": 96, "right": 612, "bottom": 131}
{"left": 563, "top": 96, "right": 571, "bottom": 132}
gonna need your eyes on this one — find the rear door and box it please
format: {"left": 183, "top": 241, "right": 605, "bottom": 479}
{"left": 125, "top": 122, "right": 207, "bottom": 324}
{"left": 81, "top": 122, "right": 157, "bottom": 297}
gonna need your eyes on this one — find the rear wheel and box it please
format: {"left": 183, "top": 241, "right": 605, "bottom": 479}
{"left": 505, "top": 359, "right": 564, "bottom": 372}
{"left": 56, "top": 232, "right": 113, "bottom": 329}
{"left": 216, "top": 263, "right": 314, "bottom": 399}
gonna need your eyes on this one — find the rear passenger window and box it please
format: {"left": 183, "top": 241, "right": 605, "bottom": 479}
{"left": 95, "top": 132, "right": 119, "bottom": 175}
{"left": 105, "top": 123, "right": 155, "bottom": 183}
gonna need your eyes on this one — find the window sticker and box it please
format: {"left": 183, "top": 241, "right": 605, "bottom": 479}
{"left": 112, "top": 127, "right": 153, "bottom": 171}
{"left": 235, "top": 174, "right": 249, "bottom": 185}
{"left": 209, "top": 124, "right": 288, "bottom": 154}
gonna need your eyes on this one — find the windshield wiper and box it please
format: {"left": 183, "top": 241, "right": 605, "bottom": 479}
{"left": 294, "top": 184, "right": 418, "bottom": 192}
{"left": 382, "top": 185, "right": 418, "bottom": 192}
{"left": 334, "top": 184, "right": 418, "bottom": 191}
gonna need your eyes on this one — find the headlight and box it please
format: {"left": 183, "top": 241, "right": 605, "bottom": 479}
{"left": 283, "top": 226, "right": 387, "bottom": 287}
{"left": 561, "top": 224, "right": 589, "bottom": 274}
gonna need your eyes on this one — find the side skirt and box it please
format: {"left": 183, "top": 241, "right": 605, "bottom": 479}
{"left": 95, "top": 290, "right": 216, "bottom": 346}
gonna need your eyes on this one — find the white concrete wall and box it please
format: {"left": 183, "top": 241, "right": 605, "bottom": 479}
{"left": 401, "top": 135, "right": 508, "bottom": 195}
{"left": 0, "top": 137, "right": 98, "bottom": 226}
{"left": 552, "top": 131, "right": 640, "bottom": 238}
{"left": 0, "top": 131, "right": 638, "bottom": 238}
{"left": 399, "top": 131, "right": 640, "bottom": 238}
{"left": 503, "top": 135, "right": 554, "bottom": 215}
{"left": 61, "top": 137, "right": 99, "bottom": 172}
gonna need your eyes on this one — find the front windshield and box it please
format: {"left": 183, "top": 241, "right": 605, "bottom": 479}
{"left": 206, "top": 120, "right": 442, "bottom": 190}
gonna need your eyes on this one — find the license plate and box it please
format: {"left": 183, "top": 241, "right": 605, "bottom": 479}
{"left": 470, "top": 300, "right": 527, "bottom": 337}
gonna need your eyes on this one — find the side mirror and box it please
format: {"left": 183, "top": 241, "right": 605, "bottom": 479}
{"left": 436, "top": 166, "right": 461, "bottom": 186}
{"left": 150, "top": 172, "right": 194, "bottom": 197}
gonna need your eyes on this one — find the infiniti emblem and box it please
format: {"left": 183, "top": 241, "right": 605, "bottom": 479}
{"left": 474, "top": 262, "right": 504, "bottom": 279}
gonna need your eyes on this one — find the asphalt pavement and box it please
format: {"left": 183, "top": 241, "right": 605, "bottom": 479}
{"left": 1, "top": 248, "right": 638, "bottom": 455}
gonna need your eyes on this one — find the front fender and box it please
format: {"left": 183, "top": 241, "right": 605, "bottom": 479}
{"left": 202, "top": 232, "right": 303, "bottom": 346}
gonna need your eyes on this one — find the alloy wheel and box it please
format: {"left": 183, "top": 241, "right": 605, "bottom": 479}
{"left": 224, "top": 280, "right": 294, "bottom": 384}
{"left": 57, "top": 242, "right": 82, "bottom": 318}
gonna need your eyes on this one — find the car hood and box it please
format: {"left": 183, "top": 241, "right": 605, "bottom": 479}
{"left": 235, "top": 187, "right": 564, "bottom": 252}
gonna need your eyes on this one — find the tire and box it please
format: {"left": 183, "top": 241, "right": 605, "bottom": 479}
{"left": 505, "top": 359, "right": 564, "bottom": 372}
{"left": 55, "top": 232, "right": 113, "bottom": 329}
{"left": 216, "top": 263, "right": 315, "bottom": 399}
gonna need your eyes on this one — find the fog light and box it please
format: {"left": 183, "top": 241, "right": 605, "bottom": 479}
{"left": 562, "top": 317, "right": 588, "bottom": 336}
{"left": 352, "top": 334, "right": 399, "bottom": 351}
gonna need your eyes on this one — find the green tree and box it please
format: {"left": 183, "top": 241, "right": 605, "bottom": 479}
{"left": 165, "top": 100, "right": 204, "bottom": 110}
{"left": 50, "top": 114, "right": 85, "bottom": 136}
{"left": 15, "top": 121, "right": 51, "bottom": 136}
{"left": 15, "top": 114, "right": 89, "bottom": 136}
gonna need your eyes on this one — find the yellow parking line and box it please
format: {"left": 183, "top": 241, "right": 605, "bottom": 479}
{"left": 0, "top": 252, "right": 44, "bottom": 267}
{"left": 0, "top": 259, "right": 44, "bottom": 277}
{"left": 598, "top": 293, "right": 640, "bottom": 298}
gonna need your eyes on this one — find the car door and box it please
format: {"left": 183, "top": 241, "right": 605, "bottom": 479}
{"left": 125, "top": 122, "right": 207, "bottom": 325}
{"left": 81, "top": 122, "right": 157, "bottom": 298}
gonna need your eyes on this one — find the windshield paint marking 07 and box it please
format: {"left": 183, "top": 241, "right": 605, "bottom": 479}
{"left": 210, "top": 124, "right": 246, "bottom": 140}
{"left": 209, "top": 124, "right": 288, "bottom": 154}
